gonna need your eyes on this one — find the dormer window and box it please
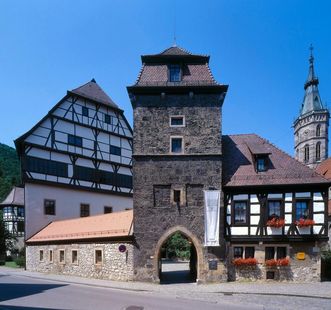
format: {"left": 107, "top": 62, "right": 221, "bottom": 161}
{"left": 169, "top": 64, "right": 181, "bottom": 82}
{"left": 256, "top": 157, "right": 267, "bottom": 172}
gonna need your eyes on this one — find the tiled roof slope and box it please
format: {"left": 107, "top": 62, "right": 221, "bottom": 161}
{"left": 316, "top": 158, "right": 331, "bottom": 216}
{"left": 156, "top": 46, "right": 207, "bottom": 57}
{"left": 70, "top": 79, "right": 119, "bottom": 108}
{"left": 26, "top": 210, "right": 133, "bottom": 243}
{"left": 0, "top": 187, "right": 24, "bottom": 206}
{"left": 222, "top": 134, "right": 330, "bottom": 187}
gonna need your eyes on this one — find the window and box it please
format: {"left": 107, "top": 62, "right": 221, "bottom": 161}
{"left": 39, "top": 250, "right": 44, "bottom": 262}
{"left": 23, "top": 156, "right": 68, "bottom": 177}
{"left": 80, "top": 204, "right": 90, "bottom": 217}
{"left": 105, "top": 114, "right": 111, "bottom": 124}
{"left": 82, "top": 106, "right": 89, "bottom": 117}
{"left": 49, "top": 250, "right": 53, "bottom": 262}
{"left": 316, "top": 125, "right": 321, "bottom": 137}
{"left": 17, "top": 222, "right": 24, "bottom": 234}
{"left": 169, "top": 64, "right": 181, "bottom": 82}
{"left": 44, "top": 200, "right": 56, "bottom": 215}
{"left": 277, "top": 247, "right": 287, "bottom": 259}
{"left": 170, "top": 116, "right": 184, "bottom": 127}
{"left": 104, "top": 206, "right": 113, "bottom": 214}
{"left": 234, "top": 247, "right": 243, "bottom": 258}
{"left": 295, "top": 200, "right": 309, "bottom": 220}
{"left": 59, "top": 250, "right": 65, "bottom": 263}
{"left": 110, "top": 145, "right": 121, "bottom": 156}
{"left": 265, "top": 247, "right": 275, "bottom": 260}
{"left": 68, "top": 134, "right": 83, "bottom": 147}
{"left": 256, "top": 157, "right": 266, "bottom": 172}
{"left": 171, "top": 137, "right": 183, "bottom": 153}
{"left": 72, "top": 250, "right": 78, "bottom": 264}
{"left": 245, "top": 247, "right": 255, "bottom": 259}
{"left": 173, "top": 190, "right": 181, "bottom": 205}
{"left": 304, "top": 144, "right": 309, "bottom": 162}
{"left": 267, "top": 200, "right": 281, "bottom": 220}
{"left": 234, "top": 201, "right": 247, "bottom": 224}
{"left": 316, "top": 142, "right": 321, "bottom": 161}
{"left": 95, "top": 249, "right": 103, "bottom": 265}
{"left": 17, "top": 207, "right": 24, "bottom": 217}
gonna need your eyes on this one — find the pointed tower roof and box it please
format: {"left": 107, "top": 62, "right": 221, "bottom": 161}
{"left": 300, "top": 45, "right": 326, "bottom": 116}
{"left": 69, "top": 79, "right": 119, "bottom": 109}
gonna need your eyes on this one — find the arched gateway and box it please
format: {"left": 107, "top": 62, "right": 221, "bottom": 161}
{"left": 154, "top": 226, "right": 203, "bottom": 283}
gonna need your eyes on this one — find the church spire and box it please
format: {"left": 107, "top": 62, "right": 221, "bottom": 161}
{"left": 300, "top": 45, "right": 324, "bottom": 115}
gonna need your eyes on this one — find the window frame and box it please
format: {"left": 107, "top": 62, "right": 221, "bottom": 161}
{"left": 71, "top": 249, "right": 78, "bottom": 265}
{"left": 316, "top": 142, "right": 321, "bottom": 161}
{"left": 110, "top": 145, "right": 121, "bottom": 156}
{"left": 256, "top": 157, "right": 267, "bottom": 172}
{"left": 170, "top": 136, "right": 184, "bottom": 154}
{"left": 316, "top": 124, "right": 321, "bottom": 137}
{"left": 82, "top": 106, "right": 89, "bottom": 117}
{"left": 267, "top": 199, "right": 283, "bottom": 221}
{"left": 304, "top": 144, "right": 309, "bottom": 162}
{"left": 68, "top": 134, "right": 83, "bottom": 147}
{"left": 168, "top": 64, "right": 181, "bottom": 82}
{"left": 59, "top": 249, "right": 65, "bottom": 264}
{"left": 39, "top": 249, "right": 44, "bottom": 262}
{"left": 104, "top": 206, "right": 113, "bottom": 214}
{"left": 104, "top": 114, "right": 111, "bottom": 124}
{"left": 295, "top": 199, "right": 311, "bottom": 221}
{"left": 44, "top": 199, "right": 56, "bottom": 216}
{"left": 49, "top": 249, "right": 53, "bottom": 263}
{"left": 80, "top": 204, "right": 90, "bottom": 217}
{"left": 232, "top": 200, "right": 248, "bottom": 225}
{"left": 233, "top": 246, "right": 244, "bottom": 258}
{"left": 170, "top": 115, "right": 185, "bottom": 127}
{"left": 94, "top": 249, "right": 103, "bottom": 265}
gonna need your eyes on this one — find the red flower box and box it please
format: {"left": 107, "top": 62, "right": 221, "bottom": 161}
{"left": 295, "top": 218, "right": 315, "bottom": 227}
{"left": 232, "top": 258, "right": 257, "bottom": 266}
{"left": 267, "top": 218, "right": 285, "bottom": 228}
{"left": 265, "top": 258, "right": 290, "bottom": 267}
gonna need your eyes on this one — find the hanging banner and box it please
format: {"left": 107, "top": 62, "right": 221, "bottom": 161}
{"left": 204, "top": 190, "right": 221, "bottom": 247}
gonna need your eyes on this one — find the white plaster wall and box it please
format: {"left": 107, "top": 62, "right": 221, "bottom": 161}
{"left": 25, "top": 183, "right": 133, "bottom": 239}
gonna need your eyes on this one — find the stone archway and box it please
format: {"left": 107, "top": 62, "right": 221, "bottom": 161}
{"left": 153, "top": 225, "right": 204, "bottom": 283}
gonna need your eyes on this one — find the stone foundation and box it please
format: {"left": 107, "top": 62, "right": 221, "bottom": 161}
{"left": 26, "top": 241, "right": 134, "bottom": 281}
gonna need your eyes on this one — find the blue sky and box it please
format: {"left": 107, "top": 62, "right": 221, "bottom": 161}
{"left": 0, "top": 0, "right": 330, "bottom": 156}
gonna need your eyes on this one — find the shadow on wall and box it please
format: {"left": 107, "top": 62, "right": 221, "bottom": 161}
{"left": 0, "top": 283, "right": 68, "bottom": 302}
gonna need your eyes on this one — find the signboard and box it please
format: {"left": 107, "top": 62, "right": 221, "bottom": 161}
{"left": 208, "top": 260, "right": 218, "bottom": 270}
{"left": 296, "top": 252, "right": 305, "bottom": 260}
{"left": 118, "top": 244, "right": 127, "bottom": 253}
{"left": 204, "top": 190, "right": 221, "bottom": 246}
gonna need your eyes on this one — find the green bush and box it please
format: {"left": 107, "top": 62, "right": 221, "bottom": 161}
{"left": 14, "top": 256, "right": 25, "bottom": 268}
{"left": 164, "top": 232, "right": 191, "bottom": 260}
{"left": 321, "top": 249, "right": 331, "bottom": 262}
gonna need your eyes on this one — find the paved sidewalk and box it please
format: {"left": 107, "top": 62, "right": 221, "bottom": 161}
{"left": 1, "top": 266, "right": 331, "bottom": 300}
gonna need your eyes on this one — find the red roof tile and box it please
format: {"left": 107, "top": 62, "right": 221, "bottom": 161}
{"left": 222, "top": 134, "right": 329, "bottom": 187}
{"left": 26, "top": 210, "right": 133, "bottom": 243}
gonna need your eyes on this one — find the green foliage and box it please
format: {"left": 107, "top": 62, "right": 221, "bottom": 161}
{"left": 0, "top": 210, "right": 17, "bottom": 263}
{"left": 164, "top": 232, "right": 191, "bottom": 260}
{"left": 0, "top": 142, "right": 20, "bottom": 202}
{"left": 321, "top": 249, "right": 331, "bottom": 262}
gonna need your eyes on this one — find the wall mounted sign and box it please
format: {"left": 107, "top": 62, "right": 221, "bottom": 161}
{"left": 296, "top": 252, "right": 305, "bottom": 260}
{"left": 209, "top": 260, "right": 218, "bottom": 270}
{"left": 119, "top": 244, "right": 127, "bottom": 253}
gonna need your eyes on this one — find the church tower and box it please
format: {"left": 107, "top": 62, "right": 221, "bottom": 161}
{"left": 294, "top": 46, "right": 329, "bottom": 168}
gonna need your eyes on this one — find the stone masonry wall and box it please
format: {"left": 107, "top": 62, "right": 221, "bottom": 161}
{"left": 228, "top": 242, "right": 326, "bottom": 282}
{"left": 132, "top": 93, "right": 226, "bottom": 283}
{"left": 26, "top": 242, "right": 134, "bottom": 281}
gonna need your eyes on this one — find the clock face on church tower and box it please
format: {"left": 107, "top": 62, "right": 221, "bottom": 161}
{"left": 304, "top": 129, "right": 309, "bottom": 136}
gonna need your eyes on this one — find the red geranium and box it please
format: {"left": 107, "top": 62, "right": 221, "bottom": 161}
{"left": 265, "top": 258, "right": 290, "bottom": 267}
{"left": 266, "top": 218, "right": 285, "bottom": 228}
{"left": 232, "top": 258, "right": 257, "bottom": 266}
{"left": 295, "top": 218, "right": 315, "bottom": 227}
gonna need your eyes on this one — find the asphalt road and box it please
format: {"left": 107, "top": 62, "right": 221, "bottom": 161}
{"left": 0, "top": 273, "right": 252, "bottom": 310}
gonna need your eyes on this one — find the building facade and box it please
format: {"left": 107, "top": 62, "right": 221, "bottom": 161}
{"left": 127, "top": 46, "right": 228, "bottom": 283}
{"left": 294, "top": 47, "right": 329, "bottom": 169}
{"left": 15, "top": 80, "right": 133, "bottom": 239}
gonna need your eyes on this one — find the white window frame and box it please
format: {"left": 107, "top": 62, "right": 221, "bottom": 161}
{"left": 59, "top": 249, "right": 65, "bottom": 264}
{"left": 94, "top": 249, "right": 103, "bottom": 265}
{"left": 169, "top": 115, "right": 185, "bottom": 127}
{"left": 71, "top": 249, "right": 79, "bottom": 265}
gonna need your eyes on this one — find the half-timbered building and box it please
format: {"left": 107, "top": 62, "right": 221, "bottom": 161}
{"left": 15, "top": 79, "right": 133, "bottom": 239}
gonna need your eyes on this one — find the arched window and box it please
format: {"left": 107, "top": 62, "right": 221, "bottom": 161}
{"left": 304, "top": 145, "right": 309, "bottom": 162}
{"left": 316, "top": 142, "right": 321, "bottom": 161}
{"left": 316, "top": 124, "right": 321, "bottom": 137}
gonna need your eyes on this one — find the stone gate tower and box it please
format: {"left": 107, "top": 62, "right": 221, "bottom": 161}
{"left": 294, "top": 46, "right": 329, "bottom": 168}
{"left": 127, "top": 46, "right": 228, "bottom": 283}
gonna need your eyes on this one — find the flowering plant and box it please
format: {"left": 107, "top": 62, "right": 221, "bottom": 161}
{"left": 265, "top": 258, "right": 290, "bottom": 267}
{"left": 295, "top": 218, "right": 315, "bottom": 227}
{"left": 232, "top": 258, "right": 257, "bottom": 266}
{"left": 266, "top": 218, "right": 285, "bottom": 228}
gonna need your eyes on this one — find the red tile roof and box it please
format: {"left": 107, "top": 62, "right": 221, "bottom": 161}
{"left": 26, "top": 210, "right": 133, "bottom": 243}
{"left": 70, "top": 79, "right": 118, "bottom": 108}
{"left": 222, "top": 134, "right": 330, "bottom": 187}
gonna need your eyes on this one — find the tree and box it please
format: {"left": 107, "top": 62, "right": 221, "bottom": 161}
{"left": 0, "top": 210, "right": 16, "bottom": 264}
{"left": 164, "top": 232, "right": 191, "bottom": 260}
